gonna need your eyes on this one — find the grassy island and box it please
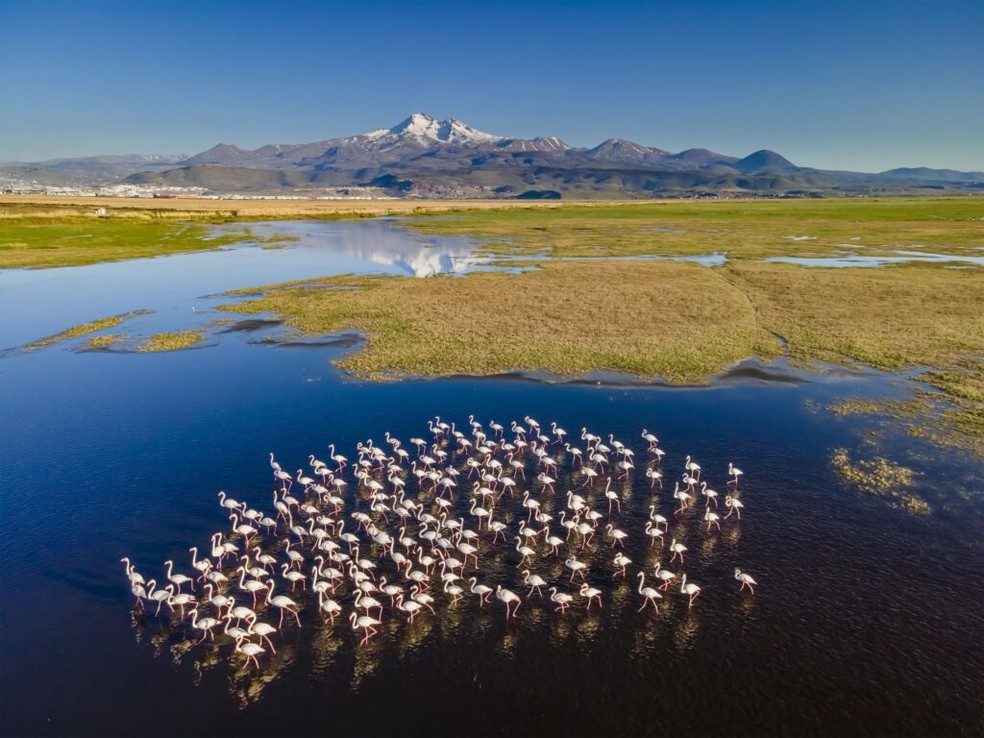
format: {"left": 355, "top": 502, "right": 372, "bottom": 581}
{"left": 137, "top": 330, "right": 206, "bottom": 352}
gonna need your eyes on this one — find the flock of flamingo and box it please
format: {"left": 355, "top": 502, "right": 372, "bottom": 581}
{"left": 123, "top": 415, "right": 756, "bottom": 670}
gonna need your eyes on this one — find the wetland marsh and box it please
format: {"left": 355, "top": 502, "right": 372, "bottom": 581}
{"left": 1, "top": 197, "right": 981, "bottom": 736}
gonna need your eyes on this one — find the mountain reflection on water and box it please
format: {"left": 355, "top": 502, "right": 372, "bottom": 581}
{"left": 244, "top": 219, "right": 495, "bottom": 277}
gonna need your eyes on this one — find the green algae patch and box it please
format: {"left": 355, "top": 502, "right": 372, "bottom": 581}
{"left": 831, "top": 448, "right": 928, "bottom": 514}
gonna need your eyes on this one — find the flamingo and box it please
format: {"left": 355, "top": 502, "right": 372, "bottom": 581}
{"left": 164, "top": 560, "right": 193, "bottom": 593}
{"left": 641, "top": 428, "right": 659, "bottom": 450}
{"left": 669, "top": 538, "right": 687, "bottom": 564}
{"left": 724, "top": 495, "right": 744, "bottom": 519}
{"left": 217, "top": 491, "right": 242, "bottom": 511}
{"left": 613, "top": 552, "right": 632, "bottom": 577}
{"left": 654, "top": 561, "right": 677, "bottom": 590}
{"left": 604, "top": 479, "right": 621, "bottom": 513}
{"left": 273, "top": 466, "right": 293, "bottom": 491}
{"left": 328, "top": 443, "right": 348, "bottom": 470}
{"left": 349, "top": 612, "right": 381, "bottom": 645}
{"left": 296, "top": 468, "right": 315, "bottom": 491}
{"left": 130, "top": 580, "right": 147, "bottom": 611}
{"left": 546, "top": 531, "right": 566, "bottom": 556}
{"left": 266, "top": 580, "right": 301, "bottom": 627}
{"left": 648, "top": 505, "right": 668, "bottom": 530}
{"left": 396, "top": 593, "right": 424, "bottom": 622}
{"left": 565, "top": 556, "right": 588, "bottom": 582}
{"left": 169, "top": 591, "right": 196, "bottom": 618}
{"left": 237, "top": 567, "right": 268, "bottom": 607}
{"left": 672, "top": 482, "right": 692, "bottom": 513}
{"left": 645, "top": 521, "right": 664, "bottom": 547}
{"left": 684, "top": 455, "right": 702, "bottom": 481}
{"left": 249, "top": 621, "right": 278, "bottom": 653}
{"left": 734, "top": 568, "right": 758, "bottom": 594}
{"left": 495, "top": 585, "right": 521, "bottom": 618}
{"left": 235, "top": 639, "right": 266, "bottom": 669}
{"left": 700, "top": 482, "right": 719, "bottom": 508}
{"left": 469, "top": 577, "right": 493, "bottom": 606}
{"left": 636, "top": 572, "right": 662, "bottom": 612}
{"left": 444, "top": 579, "right": 465, "bottom": 605}
{"left": 704, "top": 508, "right": 721, "bottom": 531}
{"left": 188, "top": 607, "right": 220, "bottom": 644}
{"left": 146, "top": 580, "right": 173, "bottom": 615}
{"left": 410, "top": 585, "right": 436, "bottom": 614}
{"left": 317, "top": 591, "right": 342, "bottom": 624}
{"left": 680, "top": 573, "right": 702, "bottom": 608}
{"left": 605, "top": 523, "right": 628, "bottom": 548}
{"left": 514, "top": 537, "right": 536, "bottom": 567}
{"left": 548, "top": 586, "right": 574, "bottom": 612}
{"left": 579, "top": 583, "right": 603, "bottom": 611}
{"left": 522, "top": 569, "right": 548, "bottom": 597}
{"left": 120, "top": 557, "right": 145, "bottom": 586}
{"left": 728, "top": 462, "right": 744, "bottom": 487}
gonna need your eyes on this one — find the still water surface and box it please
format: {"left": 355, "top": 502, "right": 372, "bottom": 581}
{"left": 1, "top": 220, "right": 981, "bottom": 737}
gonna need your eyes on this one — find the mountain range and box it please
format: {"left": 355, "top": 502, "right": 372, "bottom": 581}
{"left": 4, "top": 113, "right": 982, "bottom": 198}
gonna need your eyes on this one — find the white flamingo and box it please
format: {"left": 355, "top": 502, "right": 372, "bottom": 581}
{"left": 734, "top": 568, "right": 758, "bottom": 594}
{"left": 496, "top": 585, "right": 521, "bottom": 618}
{"left": 681, "top": 573, "right": 702, "bottom": 608}
{"left": 636, "top": 572, "right": 662, "bottom": 612}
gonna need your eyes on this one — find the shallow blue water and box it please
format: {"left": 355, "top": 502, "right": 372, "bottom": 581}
{"left": 1, "top": 221, "right": 982, "bottom": 737}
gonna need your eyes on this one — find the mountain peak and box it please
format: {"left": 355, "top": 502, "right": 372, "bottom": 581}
{"left": 586, "top": 138, "right": 667, "bottom": 163}
{"left": 733, "top": 149, "right": 797, "bottom": 173}
{"left": 386, "top": 113, "right": 502, "bottom": 145}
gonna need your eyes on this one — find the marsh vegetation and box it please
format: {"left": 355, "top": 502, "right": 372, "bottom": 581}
{"left": 25, "top": 310, "right": 151, "bottom": 349}
{"left": 137, "top": 330, "right": 205, "bottom": 352}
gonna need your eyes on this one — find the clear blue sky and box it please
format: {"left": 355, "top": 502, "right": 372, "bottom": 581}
{"left": 2, "top": 0, "right": 982, "bottom": 171}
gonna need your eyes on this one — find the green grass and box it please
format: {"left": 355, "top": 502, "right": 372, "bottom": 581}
{"left": 407, "top": 197, "right": 984, "bottom": 259}
{"left": 25, "top": 310, "right": 151, "bottom": 349}
{"left": 138, "top": 330, "right": 205, "bottom": 352}
{"left": 0, "top": 219, "right": 258, "bottom": 269}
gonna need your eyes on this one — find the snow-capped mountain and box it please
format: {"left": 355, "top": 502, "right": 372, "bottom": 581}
{"left": 9, "top": 113, "right": 982, "bottom": 197}
{"left": 368, "top": 113, "right": 503, "bottom": 145}
{"left": 181, "top": 114, "right": 573, "bottom": 169}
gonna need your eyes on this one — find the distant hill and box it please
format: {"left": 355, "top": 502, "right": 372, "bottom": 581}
{"left": 878, "top": 167, "right": 984, "bottom": 182}
{"left": 5, "top": 113, "right": 983, "bottom": 198}
{"left": 732, "top": 150, "right": 798, "bottom": 174}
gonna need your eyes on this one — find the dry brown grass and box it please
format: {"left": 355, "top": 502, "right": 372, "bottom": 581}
{"left": 223, "top": 261, "right": 780, "bottom": 381}
{"left": 722, "top": 263, "right": 984, "bottom": 370}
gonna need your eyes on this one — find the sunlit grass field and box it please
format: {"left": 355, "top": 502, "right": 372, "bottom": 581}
{"left": 408, "top": 197, "right": 984, "bottom": 259}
